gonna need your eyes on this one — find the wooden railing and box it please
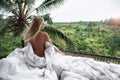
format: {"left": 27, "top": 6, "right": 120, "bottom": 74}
{"left": 62, "top": 50, "right": 120, "bottom": 64}
{"left": 0, "top": 50, "right": 120, "bottom": 64}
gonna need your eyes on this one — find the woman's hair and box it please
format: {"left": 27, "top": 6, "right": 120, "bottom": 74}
{"left": 23, "top": 16, "right": 44, "bottom": 42}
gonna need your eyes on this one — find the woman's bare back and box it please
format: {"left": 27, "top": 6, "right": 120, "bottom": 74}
{"left": 30, "top": 31, "right": 51, "bottom": 57}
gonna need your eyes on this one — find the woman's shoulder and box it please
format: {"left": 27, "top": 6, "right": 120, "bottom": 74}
{"left": 39, "top": 31, "right": 49, "bottom": 37}
{"left": 41, "top": 32, "right": 48, "bottom": 36}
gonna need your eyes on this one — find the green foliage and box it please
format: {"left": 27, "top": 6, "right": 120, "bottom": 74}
{"left": 0, "top": 34, "right": 21, "bottom": 57}
{"left": 0, "top": 21, "right": 120, "bottom": 58}
{"left": 52, "top": 22, "right": 120, "bottom": 57}
{"left": 43, "top": 26, "right": 75, "bottom": 50}
{"left": 104, "top": 34, "right": 120, "bottom": 57}
{"left": 87, "top": 22, "right": 97, "bottom": 27}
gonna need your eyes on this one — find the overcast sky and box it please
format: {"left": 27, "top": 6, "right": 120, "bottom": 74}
{"left": 50, "top": 0, "right": 120, "bottom": 22}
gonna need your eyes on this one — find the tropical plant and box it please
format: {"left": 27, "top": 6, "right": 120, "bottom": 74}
{"left": 0, "top": 0, "right": 75, "bottom": 50}
{"left": 0, "top": 0, "right": 64, "bottom": 35}
{"left": 43, "top": 26, "right": 75, "bottom": 50}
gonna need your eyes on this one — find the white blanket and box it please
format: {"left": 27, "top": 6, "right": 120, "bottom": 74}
{"left": 0, "top": 42, "right": 120, "bottom": 80}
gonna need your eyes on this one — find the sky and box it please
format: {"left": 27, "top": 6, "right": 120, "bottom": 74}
{"left": 49, "top": 0, "right": 120, "bottom": 22}
{"left": 1, "top": 0, "right": 119, "bottom": 22}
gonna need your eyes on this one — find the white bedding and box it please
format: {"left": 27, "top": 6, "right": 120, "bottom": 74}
{"left": 0, "top": 42, "right": 120, "bottom": 80}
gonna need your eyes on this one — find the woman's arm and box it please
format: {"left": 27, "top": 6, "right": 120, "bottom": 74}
{"left": 54, "top": 46, "right": 65, "bottom": 55}
{"left": 45, "top": 32, "right": 64, "bottom": 55}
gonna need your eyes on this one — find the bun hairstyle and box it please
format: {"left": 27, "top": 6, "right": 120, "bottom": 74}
{"left": 23, "top": 16, "right": 44, "bottom": 42}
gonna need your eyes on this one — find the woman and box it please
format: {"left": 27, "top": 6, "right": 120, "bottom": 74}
{"left": 23, "top": 16, "right": 63, "bottom": 57}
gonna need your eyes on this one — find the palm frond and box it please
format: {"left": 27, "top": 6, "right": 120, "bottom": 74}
{"left": 25, "top": 0, "right": 35, "bottom": 11}
{"left": 43, "top": 26, "right": 75, "bottom": 50}
{"left": 36, "top": 0, "right": 65, "bottom": 13}
{"left": 42, "top": 13, "right": 53, "bottom": 24}
{"left": 0, "top": 0, "right": 16, "bottom": 11}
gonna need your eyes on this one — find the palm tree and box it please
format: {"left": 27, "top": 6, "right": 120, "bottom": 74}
{"left": 0, "top": 0, "right": 75, "bottom": 50}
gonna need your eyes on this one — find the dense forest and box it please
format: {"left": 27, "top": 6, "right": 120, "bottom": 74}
{"left": 52, "top": 20, "right": 120, "bottom": 57}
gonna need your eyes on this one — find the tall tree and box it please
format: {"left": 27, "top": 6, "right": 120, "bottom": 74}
{"left": 0, "top": 0, "right": 65, "bottom": 35}
{"left": 0, "top": 0, "right": 75, "bottom": 50}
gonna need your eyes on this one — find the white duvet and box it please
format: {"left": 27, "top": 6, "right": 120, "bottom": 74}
{"left": 0, "top": 42, "right": 120, "bottom": 80}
